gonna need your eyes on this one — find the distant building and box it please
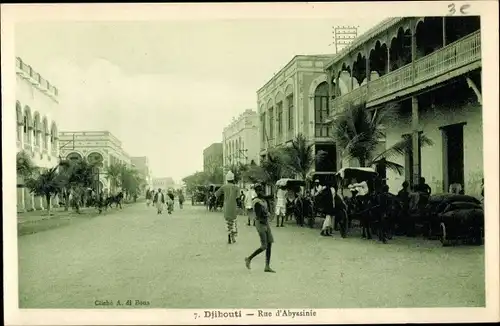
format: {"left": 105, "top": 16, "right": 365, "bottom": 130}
{"left": 203, "top": 143, "right": 223, "bottom": 173}
{"left": 131, "top": 156, "right": 153, "bottom": 189}
{"left": 152, "top": 177, "right": 175, "bottom": 190}
{"left": 16, "top": 56, "right": 61, "bottom": 212}
{"left": 257, "top": 54, "right": 338, "bottom": 173}
{"left": 222, "top": 109, "right": 259, "bottom": 168}
{"left": 59, "top": 131, "right": 132, "bottom": 193}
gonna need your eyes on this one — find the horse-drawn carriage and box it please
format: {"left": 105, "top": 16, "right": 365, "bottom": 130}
{"left": 207, "top": 184, "right": 224, "bottom": 211}
{"left": 273, "top": 178, "right": 307, "bottom": 227}
{"left": 309, "top": 168, "right": 392, "bottom": 240}
{"left": 191, "top": 185, "right": 206, "bottom": 206}
{"left": 411, "top": 193, "right": 484, "bottom": 246}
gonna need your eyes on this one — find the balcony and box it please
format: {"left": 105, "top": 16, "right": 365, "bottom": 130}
{"left": 330, "top": 31, "right": 481, "bottom": 113}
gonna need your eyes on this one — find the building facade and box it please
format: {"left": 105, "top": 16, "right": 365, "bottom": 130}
{"left": 131, "top": 156, "right": 153, "bottom": 189}
{"left": 222, "top": 109, "right": 259, "bottom": 168}
{"left": 257, "top": 54, "right": 345, "bottom": 173}
{"left": 59, "top": 131, "right": 132, "bottom": 193}
{"left": 16, "top": 57, "right": 61, "bottom": 212}
{"left": 324, "top": 16, "right": 482, "bottom": 196}
{"left": 152, "top": 177, "right": 175, "bottom": 190}
{"left": 203, "top": 143, "right": 223, "bottom": 173}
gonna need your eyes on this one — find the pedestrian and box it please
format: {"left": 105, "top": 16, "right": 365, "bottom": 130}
{"left": 319, "top": 182, "right": 335, "bottom": 237}
{"left": 178, "top": 191, "right": 185, "bottom": 209}
{"left": 167, "top": 189, "right": 175, "bottom": 214}
{"left": 153, "top": 188, "right": 165, "bottom": 214}
{"left": 245, "top": 186, "right": 256, "bottom": 226}
{"left": 244, "top": 183, "right": 276, "bottom": 273}
{"left": 275, "top": 185, "right": 287, "bottom": 227}
{"left": 145, "top": 188, "right": 152, "bottom": 207}
{"left": 215, "top": 171, "right": 240, "bottom": 244}
{"left": 415, "top": 177, "right": 432, "bottom": 195}
{"left": 238, "top": 190, "right": 246, "bottom": 215}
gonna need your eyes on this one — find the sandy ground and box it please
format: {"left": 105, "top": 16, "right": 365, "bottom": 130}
{"left": 18, "top": 201, "right": 485, "bottom": 308}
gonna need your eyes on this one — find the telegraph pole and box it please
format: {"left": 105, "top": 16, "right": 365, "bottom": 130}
{"left": 331, "top": 25, "right": 359, "bottom": 54}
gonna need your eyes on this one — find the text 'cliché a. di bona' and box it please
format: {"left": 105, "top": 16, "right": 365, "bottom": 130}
{"left": 202, "top": 309, "right": 317, "bottom": 319}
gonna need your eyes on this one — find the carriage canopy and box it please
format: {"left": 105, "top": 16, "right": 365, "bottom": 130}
{"left": 336, "top": 167, "right": 378, "bottom": 179}
{"left": 276, "top": 178, "right": 306, "bottom": 188}
{"left": 307, "top": 171, "right": 338, "bottom": 186}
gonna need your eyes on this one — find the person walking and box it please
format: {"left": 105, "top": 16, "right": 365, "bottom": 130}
{"left": 215, "top": 171, "right": 240, "bottom": 244}
{"left": 275, "top": 185, "right": 287, "bottom": 227}
{"left": 153, "top": 188, "right": 165, "bottom": 214}
{"left": 245, "top": 186, "right": 256, "bottom": 226}
{"left": 178, "top": 191, "right": 185, "bottom": 209}
{"left": 145, "top": 188, "right": 152, "bottom": 207}
{"left": 244, "top": 183, "right": 276, "bottom": 273}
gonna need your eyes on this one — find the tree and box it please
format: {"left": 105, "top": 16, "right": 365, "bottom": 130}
{"left": 182, "top": 171, "right": 210, "bottom": 194}
{"left": 17, "top": 150, "right": 37, "bottom": 179}
{"left": 25, "top": 166, "right": 62, "bottom": 215}
{"left": 121, "top": 166, "right": 145, "bottom": 199}
{"left": 58, "top": 158, "right": 96, "bottom": 211}
{"left": 283, "top": 133, "right": 328, "bottom": 180}
{"left": 331, "top": 101, "right": 433, "bottom": 174}
{"left": 106, "top": 162, "right": 124, "bottom": 192}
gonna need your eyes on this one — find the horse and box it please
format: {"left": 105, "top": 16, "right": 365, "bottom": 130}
{"left": 104, "top": 192, "right": 124, "bottom": 209}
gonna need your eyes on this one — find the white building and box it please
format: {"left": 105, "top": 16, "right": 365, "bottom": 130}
{"left": 59, "top": 131, "right": 132, "bottom": 194}
{"left": 16, "top": 57, "right": 61, "bottom": 212}
{"left": 222, "top": 109, "right": 259, "bottom": 168}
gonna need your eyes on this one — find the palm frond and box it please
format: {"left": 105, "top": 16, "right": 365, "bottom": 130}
{"left": 371, "top": 159, "right": 405, "bottom": 175}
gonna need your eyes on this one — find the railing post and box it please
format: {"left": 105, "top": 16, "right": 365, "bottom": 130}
{"left": 411, "top": 96, "right": 421, "bottom": 186}
{"left": 365, "top": 44, "right": 371, "bottom": 99}
{"left": 411, "top": 19, "right": 417, "bottom": 84}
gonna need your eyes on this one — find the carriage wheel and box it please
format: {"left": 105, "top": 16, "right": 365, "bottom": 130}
{"left": 440, "top": 222, "right": 451, "bottom": 247}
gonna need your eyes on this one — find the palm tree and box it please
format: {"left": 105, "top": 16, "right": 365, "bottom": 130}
{"left": 25, "top": 166, "right": 62, "bottom": 215}
{"left": 58, "top": 158, "right": 96, "bottom": 211}
{"left": 17, "top": 150, "right": 37, "bottom": 179}
{"left": 283, "top": 133, "right": 328, "bottom": 180}
{"left": 258, "top": 148, "right": 293, "bottom": 195}
{"left": 106, "top": 162, "right": 123, "bottom": 193}
{"left": 331, "top": 101, "right": 433, "bottom": 174}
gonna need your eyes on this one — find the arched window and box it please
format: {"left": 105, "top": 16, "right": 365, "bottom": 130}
{"left": 314, "top": 82, "right": 330, "bottom": 137}
{"left": 42, "top": 117, "right": 49, "bottom": 150}
{"left": 88, "top": 152, "right": 104, "bottom": 167}
{"left": 33, "top": 112, "right": 41, "bottom": 146}
{"left": 23, "top": 106, "right": 32, "bottom": 145}
{"left": 66, "top": 152, "right": 82, "bottom": 161}
{"left": 16, "top": 102, "right": 22, "bottom": 141}
{"left": 50, "top": 122, "right": 58, "bottom": 154}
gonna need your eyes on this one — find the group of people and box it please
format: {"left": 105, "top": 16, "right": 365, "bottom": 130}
{"left": 145, "top": 188, "right": 185, "bottom": 215}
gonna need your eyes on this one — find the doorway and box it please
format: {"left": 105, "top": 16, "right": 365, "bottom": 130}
{"left": 442, "top": 123, "right": 465, "bottom": 192}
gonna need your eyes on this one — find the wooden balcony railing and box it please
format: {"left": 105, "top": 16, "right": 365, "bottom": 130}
{"left": 330, "top": 31, "right": 481, "bottom": 113}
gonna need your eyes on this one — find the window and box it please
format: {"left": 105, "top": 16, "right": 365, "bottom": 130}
{"left": 16, "top": 103, "right": 22, "bottom": 141}
{"left": 287, "top": 95, "right": 294, "bottom": 131}
{"left": 23, "top": 116, "right": 28, "bottom": 134}
{"left": 314, "top": 82, "right": 330, "bottom": 138}
{"left": 42, "top": 119, "right": 48, "bottom": 149}
{"left": 268, "top": 107, "right": 274, "bottom": 140}
{"left": 261, "top": 113, "right": 266, "bottom": 141}
{"left": 277, "top": 102, "right": 283, "bottom": 137}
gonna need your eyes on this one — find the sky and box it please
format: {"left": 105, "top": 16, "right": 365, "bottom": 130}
{"left": 15, "top": 16, "right": 385, "bottom": 182}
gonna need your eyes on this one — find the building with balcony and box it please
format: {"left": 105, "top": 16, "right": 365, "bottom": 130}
{"left": 59, "top": 131, "right": 132, "bottom": 193}
{"left": 257, "top": 54, "right": 347, "bottom": 172}
{"left": 16, "top": 57, "right": 61, "bottom": 212}
{"left": 324, "top": 16, "right": 482, "bottom": 196}
{"left": 222, "top": 109, "right": 259, "bottom": 169}
{"left": 131, "top": 156, "right": 153, "bottom": 189}
{"left": 203, "top": 143, "right": 223, "bottom": 173}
